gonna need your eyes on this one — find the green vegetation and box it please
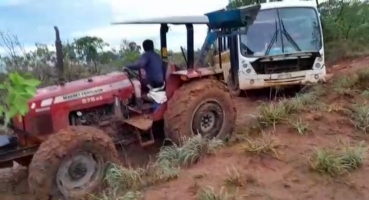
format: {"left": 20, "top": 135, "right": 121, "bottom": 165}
{"left": 254, "top": 89, "right": 319, "bottom": 130}
{"left": 242, "top": 133, "right": 280, "bottom": 158}
{"left": 90, "top": 135, "right": 224, "bottom": 200}
{"left": 0, "top": 72, "right": 40, "bottom": 129}
{"left": 289, "top": 118, "right": 309, "bottom": 135}
{"left": 350, "top": 104, "right": 369, "bottom": 133}
{"left": 309, "top": 141, "right": 367, "bottom": 176}
{"left": 0, "top": 33, "right": 196, "bottom": 87}
{"left": 197, "top": 187, "right": 238, "bottom": 200}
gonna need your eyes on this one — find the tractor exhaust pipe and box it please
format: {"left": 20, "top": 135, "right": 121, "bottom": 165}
{"left": 54, "top": 26, "right": 65, "bottom": 85}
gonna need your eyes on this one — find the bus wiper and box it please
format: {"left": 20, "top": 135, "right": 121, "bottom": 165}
{"left": 280, "top": 19, "right": 301, "bottom": 52}
{"left": 265, "top": 19, "right": 278, "bottom": 56}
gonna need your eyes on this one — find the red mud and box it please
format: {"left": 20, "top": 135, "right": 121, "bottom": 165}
{"left": 1, "top": 57, "right": 369, "bottom": 200}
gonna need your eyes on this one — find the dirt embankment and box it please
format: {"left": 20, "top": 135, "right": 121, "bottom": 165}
{"left": 144, "top": 56, "right": 369, "bottom": 200}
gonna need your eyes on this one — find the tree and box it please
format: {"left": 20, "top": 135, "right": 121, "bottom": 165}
{"left": 227, "top": 0, "right": 265, "bottom": 9}
{"left": 119, "top": 39, "right": 141, "bottom": 64}
{"left": 74, "top": 36, "right": 108, "bottom": 66}
{"left": 318, "top": 0, "right": 369, "bottom": 62}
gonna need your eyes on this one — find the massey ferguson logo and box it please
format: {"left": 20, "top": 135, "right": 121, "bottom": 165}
{"left": 62, "top": 88, "right": 103, "bottom": 100}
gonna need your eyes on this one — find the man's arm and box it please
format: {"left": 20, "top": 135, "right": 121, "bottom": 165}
{"left": 125, "top": 53, "right": 149, "bottom": 70}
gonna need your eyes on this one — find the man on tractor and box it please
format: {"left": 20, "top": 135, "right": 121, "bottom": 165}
{"left": 124, "top": 39, "right": 165, "bottom": 110}
{"left": 125, "top": 39, "right": 165, "bottom": 92}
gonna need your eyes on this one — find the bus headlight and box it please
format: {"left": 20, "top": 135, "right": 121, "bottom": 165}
{"left": 314, "top": 63, "right": 323, "bottom": 69}
{"left": 246, "top": 68, "right": 252, "bottom": 74}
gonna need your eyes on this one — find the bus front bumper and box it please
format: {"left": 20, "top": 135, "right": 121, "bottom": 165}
{"left": 238, "top": 70, "right": 332, "bottom": 90}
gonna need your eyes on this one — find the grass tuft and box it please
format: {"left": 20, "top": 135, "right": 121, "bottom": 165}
{"left": 104, "top": 164, "right": 143, "bottom": 190}
{"left": 225, "top": 166, "right": 244, "bottom": 187}
{"left": 197, "top": 186, "right": 237, "bottom": 200}
{"left": 290, "top": 118, "right": 309, "bottom": 135}
{"left": 292, "top": 91, "right": 318, "bottom": 108}
{"left": 242, "top": 134, "right": 280, "bottom": 159}
{"left": 157, "top": 135, "right": 224, "bottom": 167}
{"left": 89, "top": 189, "right": 142, "bottom": 200}
{"left": 309, "top": 141, "right": 367, "bottom": 176}
{"left": 143, "top": 160, "right": 180, "bottom": 186}
{"left": 332, "top": 74, "right": 359, "bottom": 95}
{"left": 255, "top": 89, "right": 319, "bottom": 130}
{"left": 350, "top": 104, "right": 369, "bottom": 133}
{"left": 256, "top": 102, "right": 288, "bottom": 129}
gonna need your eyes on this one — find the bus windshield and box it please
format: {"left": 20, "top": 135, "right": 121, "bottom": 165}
{"left": 239, "top": 7, "right": 322, "bottom": 56}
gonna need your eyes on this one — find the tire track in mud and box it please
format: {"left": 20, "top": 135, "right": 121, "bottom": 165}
{"left": 0, "top": 164, "right": 29, "bottom": 200}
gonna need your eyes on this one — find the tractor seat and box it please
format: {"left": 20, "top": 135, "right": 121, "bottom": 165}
{"left": 146, "top": 61, "right": 173, "bottom": 104}
{"left": 147, "top": 83, "right": 167, "bottom": 104}
{"left": 146, "top": 83, "right": 165, "bottom": 92}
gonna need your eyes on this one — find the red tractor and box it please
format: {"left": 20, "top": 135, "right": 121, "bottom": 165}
{"left": 0, "top": 5, "right": 260, "bottom": 200}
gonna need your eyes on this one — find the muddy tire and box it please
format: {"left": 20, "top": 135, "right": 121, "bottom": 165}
{"left": 28, "top": 126, "right": 119, "bottom": 200}
{"left": 227, "top": 74, "right": 241, "bottom": 97}
{"left": 164, "top": 79, "right": 237, "bottom": 144}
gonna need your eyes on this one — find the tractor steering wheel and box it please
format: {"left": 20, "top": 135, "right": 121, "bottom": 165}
{"left": 123, "top": 67, "right": 140, "bottom": 79}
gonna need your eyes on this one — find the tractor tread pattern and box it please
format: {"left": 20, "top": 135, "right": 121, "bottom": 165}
{"left": 28, "top": 126, "right": 119, "bottom": 200}
{"left": 164, "top": 78, "right": 237, "bottom": 144}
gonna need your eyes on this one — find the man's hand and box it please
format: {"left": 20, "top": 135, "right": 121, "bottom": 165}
{"left": 125, "top": 54, "right": 147, "bottom": 71}
{"left": 123, "top": 67, "right": 140, "bottom": 79}
{"left": 123, "top": 67, "right": 136, "bottom": 73}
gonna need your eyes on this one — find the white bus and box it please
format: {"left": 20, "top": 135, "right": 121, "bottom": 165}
{"left": 217, "top": 0, "right": 326, "bottom": 95}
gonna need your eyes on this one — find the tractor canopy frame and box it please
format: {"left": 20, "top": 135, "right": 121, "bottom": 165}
{"left": 160, "top": 23, "right": 195, "bottom": 69}
{"left": 112, "top": 15, "right": 210, "bottom": 69}
{"left": 112, "top": 4, "right": 261, "bottom": 72}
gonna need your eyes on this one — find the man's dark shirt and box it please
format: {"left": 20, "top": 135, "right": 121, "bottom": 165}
{"left": 126, "top": 51, "right": 164, "bottom": 84}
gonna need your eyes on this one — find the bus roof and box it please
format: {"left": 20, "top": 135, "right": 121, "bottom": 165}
{"left": 253, "top": 0, "right": 317, "bottom": 10}
{"left": 111, "top": 1, "right": 316, "bottom": 26}
{"left": 112, "top": 15, "right": 209, "bottom": 25}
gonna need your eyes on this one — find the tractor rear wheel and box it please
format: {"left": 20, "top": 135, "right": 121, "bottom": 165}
{"left": 28, "top": 126, "right": 119, "bottom": 200}
{"left": 164, "top": 79, "right": 237, "bottom": 144}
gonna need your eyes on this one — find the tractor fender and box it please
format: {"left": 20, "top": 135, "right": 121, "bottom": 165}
{"left": 171, "top": 67, "right": 224, "bottom": 80}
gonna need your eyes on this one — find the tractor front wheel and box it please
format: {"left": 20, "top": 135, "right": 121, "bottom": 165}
{"left": 164, "top": 79, "right": 237, "bottom": 144}
{"left": 28, "top": 126, "right": 119, "bottom": 200}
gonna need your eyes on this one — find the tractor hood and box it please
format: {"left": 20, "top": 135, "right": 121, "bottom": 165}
{"left": 32, "top": 72, "right": 130, "bottom": 102}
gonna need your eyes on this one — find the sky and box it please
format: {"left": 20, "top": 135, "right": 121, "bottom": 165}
{"left": 0, "top": 0, "right": 229, "bottom": 55}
